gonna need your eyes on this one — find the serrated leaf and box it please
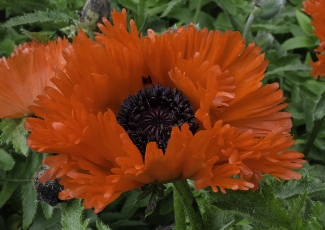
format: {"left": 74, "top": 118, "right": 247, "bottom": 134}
{"left": 0, "top": 118, "right": 29, "bottom": 155}
{"left": 288, "top": 193, "right": 307, "bottom": 229}
{"left": 29, "top": 208, "right": 61, "bottom": 230}
{"left": 3, "top": 10, "right": 73, "bottom": 27}
{"left": 61, "top": 199, "right": 89, "bottom": 230}
{"left": 0, "top": 181, "right": 18, "bottom": 208}
{"left": 22, "top": 182, "right": 38, "bottom": 229}
{"left": 202, "top": 205, "right": 235, "bottom": 230}
{"left": 306, "top": 164, "right": 325, "bottom": 182}
{"left": 305, "top": 202, "right": 325, "bottom": 229}
{"left": 20, "top": 29, "right": 51, "bottom": 42}
{"left": 274, "top": 176, "right": 309, "bottom": 199}
{"left": 96, "top": 220, "right": 112, "bottom": 230}
{"left": 0, "top": 149, "right": 15, "bottom": 171}
{"left": 273, "top": 174, "right": 325, "bottom": 202}
{"left": 209, "top": 184, "right": 291, "bottom": 228}
{"left": 307, "top": 182, "right": 325, "bottom": 202}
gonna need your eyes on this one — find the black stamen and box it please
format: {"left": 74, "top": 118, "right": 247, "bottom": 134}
{"left": 33, "top": 165, "right": 65, "bottom": 206}
{"left": 142, "top": 75, "right": 153, "bottom": 85}
{"left": 117, "top": 84, "right": 198, "bottom": 156}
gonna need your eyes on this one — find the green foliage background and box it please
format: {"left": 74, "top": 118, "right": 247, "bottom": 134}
{"left": 0, "top": 0, "right": 325, "bottom": 229}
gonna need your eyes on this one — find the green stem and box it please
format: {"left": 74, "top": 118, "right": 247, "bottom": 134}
{"left": 303, "top": 116, "right": 325, "bottom": 156}
{"left": 193, "top": 0, "right": 203, "bottom": 24}
{"left": 172, "top": 180, "right": 204, "bottom": 230}
{"left": 243, "top": 12, "right": 255, "bottom": 40}
{"left": 173, "top": 186, "right": 186, "bottom": 230}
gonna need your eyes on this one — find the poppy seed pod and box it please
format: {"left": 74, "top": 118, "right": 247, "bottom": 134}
{"left": 33, "top": 165, "right": 65, "bottom": 206}
{"left": 80, "top": 0, "right": 111, "bottom": 31}
{"left": 255, "top": 33, "right": 275, "bottom": 51}
{"left": 254, "top": 0, "right": 285, "bottom": 20}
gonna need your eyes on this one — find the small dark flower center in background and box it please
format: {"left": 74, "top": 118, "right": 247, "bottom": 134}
{"left": 33, "top": 165, "right": 65, "bottom": 206}
{"left": 117, "top": 84, "right": 199, "bottom": 156}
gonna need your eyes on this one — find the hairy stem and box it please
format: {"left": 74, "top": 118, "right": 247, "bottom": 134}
{"left": 173, "top": 180, "right": 204, "bottom": 230}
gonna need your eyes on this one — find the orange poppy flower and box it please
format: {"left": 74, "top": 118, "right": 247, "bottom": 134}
{"left": 25, "top": 9, "right": 305, "bottom": 213}
{"left": 303, "top": 0, "right": 325, "bottom": 78}
{"left": 0, "top": 38, "right": 70, "bottom": 118}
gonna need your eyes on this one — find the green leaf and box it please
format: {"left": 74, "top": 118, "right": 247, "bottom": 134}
{"left": 252, "top": 22, "right": 292, "bottom": 34}
{"left": 266, "top": 63, "right": 311, "bottom": 76}
{"left": 160, "top": 0, "right": 185, "bottom": 18}
{"left": 0, "top": 38, "right": 15, "bottom": 56}
{"left": 60, "top": 199, "right": 89, "bottom": 230}
{"left": 0, "top": 0, "right": 49, "bottom": 10}
{"left": 0, "top": 118, "right": 29, "bottom": 155}
{"left": 307, "top": 182, "right": 325, "bottom": 202}
{"left": 96, "top": 220, "right": 112, "bottom": 230}
{"left": 213, "top": 0, "right": 251, "bottom": 16}
{"left": 41, "top": 202, "right": 54, "bottom": 220}
{"left": 0, "top": 149, "right": 15, "bottom": 171}
{"left": 282, "top": 36, "right": 317, "bottom": 50}
{"left": 209, "top": 184, "right": 291, "bottom": 228}
{"left": 287, "top": 193, "right": 307, "bottom": 229}
{"left": 20, "top": 29, "right": 51, "bottom": 42}
{"left": 273, "top": 174, "right": 325, "bottom": 202}
{"left": 274, "top": 175, "right": 309, "bottom": 199}
{"left": 305, "top": 164, "right": 325, "bottom": 182}
{"left": 29, "top": 208, "right": 61, "bottom": 230}
{"left": 202, "top": 204, "right": 236, "bottom": 230}
{"left": 314, "top": 91, "right": 325, "bottom": 121}
{"left": 109, "top": 220, "right": 149, "bottom": 229}
{"left": 22, "top": 182, "right": 38, "bottom": 229}
{"left": 0, "top": 181, "right": 18, "bottom": 208}
{"left": 305, "top": 202, "right": 325, "bottom": 229}
{"left": 116, "top": 0, "right": 137, "bottom": 13}
{"left": 295, "top": 9, "right": 313, "bottom": 36}
{"left": 3, "top": 10, "right": 73, "bottom": 27}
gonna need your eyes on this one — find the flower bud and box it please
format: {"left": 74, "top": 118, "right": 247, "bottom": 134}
{"left": 255, "top": 33, "right": 274, "bottom": 51}
{"left": 79, "top": 0, "right": 111, "bottom": 31}
{"left": 253, "top": 0, "right": 285, "bottom": 20}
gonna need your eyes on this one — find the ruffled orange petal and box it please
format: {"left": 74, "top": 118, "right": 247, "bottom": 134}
{"left": 234, "top": 129, "right": 305, "bottom": 190}
{"left": 29, "top": 109, "right": 145, "bottom": 213}
{"left": 189, "top": 121, "right": 304, "bottom": 192}
{"left": 303, "top": 0, "right": 325, "bottom": 78}
{"left": 155, "top": 25, "right": 290, "bottom": 135}
{"left": 113, "top": 123, "right": 207, "bottom": 184}
{"left": 0, "top": 38, "right": 69, "bottom": 118}
{"left": 60, "top": 30, "right": 144, "bottom": 114}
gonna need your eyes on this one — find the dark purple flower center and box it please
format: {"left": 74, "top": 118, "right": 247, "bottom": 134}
{"left": 117, "top": 84, "right": 198, "bottom": 156}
